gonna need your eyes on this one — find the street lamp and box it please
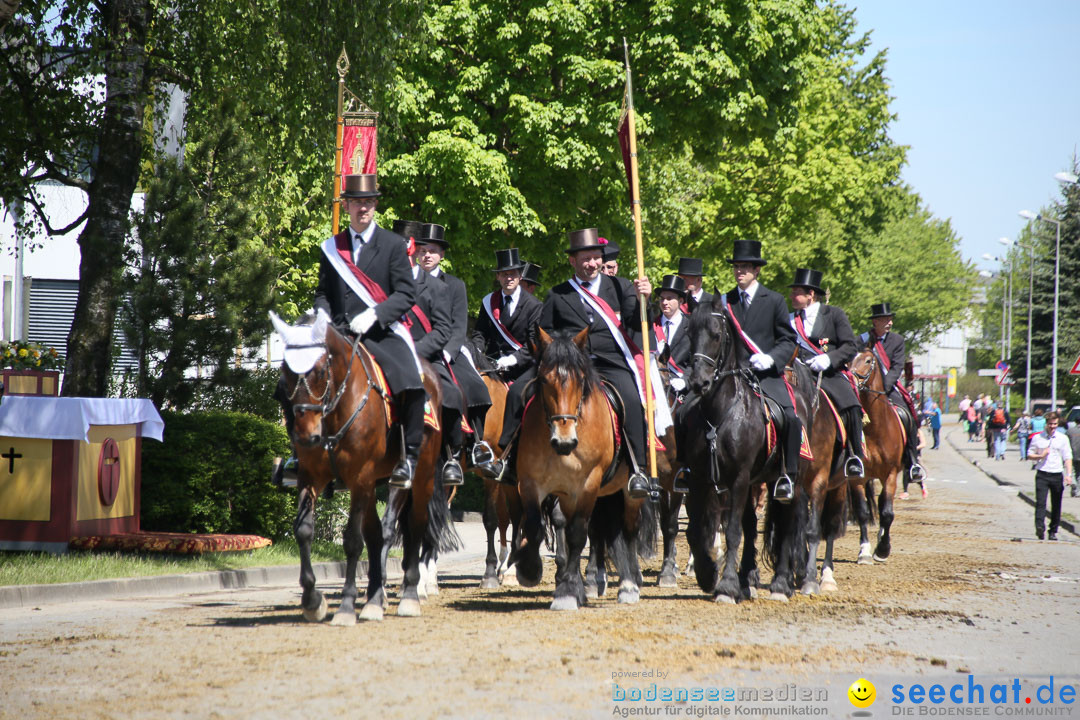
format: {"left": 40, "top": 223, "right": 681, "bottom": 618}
{"left": 1018, "top": 209, "right": 1061, "bottom": 412}
{"left": 983, "top": 253, "right": 1011, "bottom": 407}
{"left": 1001, "top": 237, "right": 1036, "bottom": 413}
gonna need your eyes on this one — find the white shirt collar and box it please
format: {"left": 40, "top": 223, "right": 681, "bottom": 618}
{"left": 739, "top": 280, "right": 760, "bottom": 302}
{"left": 350, "top": 222, "right": 377, "bottom": 260}
{"left": 502, "top": 285, "right": 522, "bottom": 305}
{"left": 576, "top": 274, "right": 602, "bottom": 293}
{"left": 662, "top": 311, "right": 683, "bottom": 335}
{"left": 802, "top": 300, "right": 821, "bottom": 329}
{"left": 428, "top": 266, "right": 442, "bottom": 278}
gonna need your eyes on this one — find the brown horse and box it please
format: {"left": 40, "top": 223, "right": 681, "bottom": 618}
{"left": 847, "top": 349, "right": 904, "bottom": 564}
{"left": 273, "top": 312, "right": 443, "bottom": 623}
{"left": 472, "top": 369, "right": 524, "bottom": 589}
{"left": 510, "top": 327, "right": 651, "bottom": 609}
{"left": 795, "top": 386, "right": 848, "bottom": 594}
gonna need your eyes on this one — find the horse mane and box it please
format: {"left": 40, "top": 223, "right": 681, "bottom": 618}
{"left": 537, "top": 330, "right": 600, "bottom": 400}
{"left": 464, "top": 338, "right": 496, "bottom": 372}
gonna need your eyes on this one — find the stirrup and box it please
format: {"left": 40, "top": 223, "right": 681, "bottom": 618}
{"left": 909, "top": 464, "right": 926, "bottom": 483}
{"left": 442, "top": 458, "right": 464, "bottom": 487}
{"left": 773, "top": 474, "right": 794, "bottom": 504}
{"left": 389, "top": 457, "right": 417, "bottom": 490}
{"left": 470, "top": 441, "right": 495, "bottom": 467}
{"left": 627, "top": 471, "right": 652, "bottom": 500}
{"left": 672, "top": 466, "right": 691, "bottom": 494}
{"left": 844, "top": 455, "right": 865, "bottom": 478}
{"left": 492, "top": 459, "right": 513, "bottom": 485}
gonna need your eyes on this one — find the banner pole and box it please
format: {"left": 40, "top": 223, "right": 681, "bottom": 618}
{"left": 332, "top": 45, "right": 349, "bottom": 234}
{"left": 623, "top": 38, "right": 657, "bottom": 482}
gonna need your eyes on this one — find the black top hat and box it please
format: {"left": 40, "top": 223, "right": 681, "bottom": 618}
{"left": 493, "top": 248, "right": 526, "bottom": 272}
{"left": 602, "top": 239, "right": 621, "bottom": 261}
{"left": 655, "top": 274, "right": 687, "bottom": 297}
{"left": 677, "top": 257, "right": 704, "bottom": 276}
{"left": 521, "top": 262, "right": 542, "bottom": 286}
{"left": 418, "top": 223, "right": 448, "bottom": 247}
{"left": 340, "top": 173, "right": 380, "bottom": 199}
{"left": 391, "top": 220, "right": 423, "bottom": 242}
{"left": 566, "top": 227, "right": 605, "bottom": 253}
{"left": 789, "top": 268, "right": 824, "bottom": 294}
{"left": 727, "top": 240, "right": 767, "bottom": 266}
{"left": 870, "top": 302, "right": 895, "bottom": 318}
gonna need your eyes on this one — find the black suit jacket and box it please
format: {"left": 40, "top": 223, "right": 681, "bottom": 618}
{"left": 858, "top": 331, "right": 905, "bottom": 396}
{"left": 409, "top": 268, "right": 453, "bottom": 362}
{"left": 793, "top": 304, "right": 858, "bottom": 409}
{"left": 654, "top": 312, "right": 691, "bottom": 371}
{"left": 431, "top": 269, "right": 468, "bottom": 358}
{"left": 471, "top": 288, "right": 543, "bottom": 366}
{"left": 313, "top": 225, "right": 416, "bottom": 329}
{"left": 724, "top": 284, "right": 797, "bottom": 373}
{"left": 541, "top": 274, "right": 642, "bottom": 368}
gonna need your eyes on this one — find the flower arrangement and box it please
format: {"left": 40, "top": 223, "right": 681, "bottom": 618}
{"left": 0, "top": 340, "right": 64, "bottom": 372}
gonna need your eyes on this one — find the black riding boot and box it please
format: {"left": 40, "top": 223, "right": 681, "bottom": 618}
{"left": 390, "top": 389, "right": 426, "bottom": 489}
{"left": 844, "top": 407, "right": 865, "bottom": 478}
{"left": 442, "top": 448, "right": 464, "bottom": 486}
{"left": 773, "top": 412, "right": 800, "bottom": 503}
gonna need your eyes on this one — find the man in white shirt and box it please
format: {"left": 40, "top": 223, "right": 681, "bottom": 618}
{"left": 1027, "top": 412, "right": 1074, "bottom": 540}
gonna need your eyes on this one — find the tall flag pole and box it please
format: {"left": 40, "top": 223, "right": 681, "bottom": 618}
{"left": 332, "top": 45, "right": 380, "bottom": 234}
{"left": 618, "top": 38, "right": 658, "bottom": 482}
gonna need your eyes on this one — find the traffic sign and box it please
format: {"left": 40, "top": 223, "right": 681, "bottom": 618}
{"left": 1071, "top": 354, "right": 1080, "bottom": 376}
{"left": 995, "top": 371, "right": 1014, "bottom": 386}
{"left": 977, "top": 369, "right": 1000, "bottom": 377}
{"left": 996, "top": 360, "right": 1009, "bottom": 371}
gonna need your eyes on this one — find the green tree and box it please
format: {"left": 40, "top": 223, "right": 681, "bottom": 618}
{"left": 120, "top": 100, "right": 277, "bottom": 409}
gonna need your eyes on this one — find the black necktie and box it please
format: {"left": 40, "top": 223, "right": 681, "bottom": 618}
{"left": 741, "top": 290, "right": 751, "bottom": 308}
{"left": 663, "top": 319, "right": 672, "bottom": 342}
{"left": 504, "top": 294, "right": 514, "bottom": 315}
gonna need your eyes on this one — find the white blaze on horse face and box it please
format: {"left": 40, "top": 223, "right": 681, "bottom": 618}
{"left": 269, "top": 310, "right": 328, "bottom": 375}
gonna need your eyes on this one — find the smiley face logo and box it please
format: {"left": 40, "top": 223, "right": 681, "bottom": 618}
{"left": 848, "top": 678, "right": 876, "bottom": 708}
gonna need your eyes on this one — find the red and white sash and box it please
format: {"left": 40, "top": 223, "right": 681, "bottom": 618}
{"left": 794, "top": 310, "right": 860, "bottom": 396}
{"left": 481, "top": 292, "right": 524, "bottom": 351}
{"left": 652, "top": 317, "right": 684, "bottom": 376}
{"left": 320, "top": 232, "right": 423, "bottom": 376}
{"left": 868, "top": 332, "right": 917, "bottom": 416}
{"left": 569, "top": 276, "right": 673, "bottom": 436}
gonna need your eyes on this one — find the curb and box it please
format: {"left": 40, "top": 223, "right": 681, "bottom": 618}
{"left": 0, "top": 559, "right": 402, "bottom": 611}
{"left": 946, "top": 428, "right": 1077, "bottom": 538}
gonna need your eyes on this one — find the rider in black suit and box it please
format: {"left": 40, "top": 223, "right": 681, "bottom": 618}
{"left": 677, "top": 257, "right": 714, "bottom": 314}
{"left": 722, "top": 240, "right": 801, "bottom": 501}
{"left": 312, "top": 174, "right": 425, "bottom": 489}
{"left": 497, "top": 228, "right": 655, "bottom": 498}
{"left": 857, "top": 303, "right": 926, "bottom": 483}
{"left": 471, "top": 248, "right": 543, "bottom": 381}
{"left": 413, "top": 223, "right": 498, "bottom": 476}
{"left": 788, "top": 268, "right": 865, "bottom": 478}
{"left": 652, "top": 274, "right": 692, "bottom": 376}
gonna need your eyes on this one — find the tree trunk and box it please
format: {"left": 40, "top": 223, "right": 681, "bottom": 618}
{"left": 62, "top": 0, "right": 151, "bottom": 397}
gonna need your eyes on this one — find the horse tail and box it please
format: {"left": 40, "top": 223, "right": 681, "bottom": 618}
{"left": 762, "top": 488, "right": 805, "bottom": 573}
{"left": 427, "top": 472, "right": 462, "bottom": 553}
{"left": 821, "top": 486, "right": 848, "bottom": 542}
{"left": 635, "top": 495, "right": 658, "bottom": 561}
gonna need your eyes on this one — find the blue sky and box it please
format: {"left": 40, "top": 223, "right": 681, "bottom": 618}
{"left": 850, "top": 1, "right": 1080, "bottom": 272}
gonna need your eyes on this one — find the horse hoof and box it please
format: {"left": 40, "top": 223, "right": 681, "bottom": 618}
{"left": 617, "top": 587, "right": 640, "bottom": 605}
{"left": 302, "top": 594, "right": 328, "bottom": 623}
{"left": 767, "top": 592, "right": 790, "bottom": 602}
{"left": 330, "top": 609, "right": 357, "bottom": 626}
{"left": 746, "top": 586, "right": 758, "bottom": 600}
{"left": 820, "top": 567, "right": 838, "bottom": 592}
{"left": 397, "top": 598, "right": 422, "bottom": 617}
{"left": 550, "top": 596, "right": 580, "bottom": 611}
{"left": 359, "top": 603, "right": 385, "bottom": 622}
{"left": 800, "top": 582, "right": 820, "bottom": 596}
{"left": 657, "top": 573, "right": 679, "bottom": 589}
{"left": 873, "top": 553, "right": 889, "bottom": 563}
{"left": 584, "top": 584, "right": 599, "bottom": 600}
{"left": 426, "top": 581, "right": 440, "bottom": 596}
{"left": 821, "top": 579, "right": 839, "bottom": 592}
{"left": 502, "top": 566, "right": 520, "bottom": 587}
{"left": 713, "top": 593, "right": 737, "bottom": 605}
{"left": 479, "top": 575, "right": 501, "bottom": 590}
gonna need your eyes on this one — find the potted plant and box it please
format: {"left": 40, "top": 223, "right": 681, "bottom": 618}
{"left": 0, "top": 340, "right": 64, "bottom": 396}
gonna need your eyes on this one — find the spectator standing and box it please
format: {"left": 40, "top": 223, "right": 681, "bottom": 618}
{"left": 1012, "top": 411, "right": 1033, "bottom": 460}
{"left": 1068, "top": 420, "right": 1080, "bottom": 497}
{"left": 1031, "top": 409, "right": 1046, "bottom": 437}
{"left": 1026, "top": 412, "right": 1073, "bottom": 540}
{"left": 928, "top": 402, "right": 943, "bottom": 450}
{"left": 966, "top": 402, "right": 978, "bottom": 441}
{"left": 958, "top": 395, "right": 972, "bottom": 435}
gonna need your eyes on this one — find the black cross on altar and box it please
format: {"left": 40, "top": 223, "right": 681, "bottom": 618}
{"left": 2, "top": 447, "right": 22, "bottom": 474}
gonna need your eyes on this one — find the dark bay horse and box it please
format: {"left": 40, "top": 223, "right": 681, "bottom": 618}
{"left": 510, "top": 327, "right": 651, "bottom": 610}
{"left": 846, "top": 349, "right": 904, "bottom": 564}
{"left": 273, "top": 312, "right": 444, "bottom": 623}
{"left": 682, "top": 298, "right": 814, "bottom": 603}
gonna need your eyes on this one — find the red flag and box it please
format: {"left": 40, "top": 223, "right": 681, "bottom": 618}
{"left": 618, "top": 110, "right": 633, "bottom": 203}
{"left": 341, "top": 118, "right": 377, "bottom": 175}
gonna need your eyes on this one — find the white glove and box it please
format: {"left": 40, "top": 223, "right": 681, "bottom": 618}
{"left": 496, "top": 355, "right": 518, "bottom": 370}
{"left": 349, "top": 308, "right": 378, "bottom": 336}
{"left": 809, "top": 354, "right": 831, "bottom": 372}
{"left": 670, "top": 377, "right": 687, "bottom": 392}
{"left": 749, "top": 353, "right": 774, "bottom": 372}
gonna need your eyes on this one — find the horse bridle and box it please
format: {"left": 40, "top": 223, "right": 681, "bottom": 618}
{"left": 850, "top": 352, "right": 886, "bottom": 396}
{"left": 536, "top": 373, "right": 585, "bottom": 433}
{"left": 693, "top": 312, "right": 755, "bottom": 395}
{"left": 287, "top": 332, "right": 380, "bottom": 454}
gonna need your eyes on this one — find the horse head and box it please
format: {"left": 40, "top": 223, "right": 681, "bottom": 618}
{"left": 271, "top": 310, "right": 354, "bottom": 450}
{"left": 848, "top": 349, "right": 880, "bottom": 393}
{"left": 688, "top": 294, "right": 740, "bottom": 396}
{"left": 534, "top": 326, "right": 596, "bottom": 455}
